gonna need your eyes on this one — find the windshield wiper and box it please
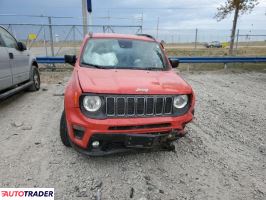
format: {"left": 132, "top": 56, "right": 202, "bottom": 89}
{"left": 81, "top": 62, "right": 108, "bottom": 69}
{"left": 82, "top": 63, "right": 163, "bottom": 71}
{"left": 116, "top": 66, "right": 142, "bottom": 70}
{"left": 143, "top": 67, "right": 163, "bottom": 71}
{"left": 114, "top": 66, "right": 163, "bottom": 71}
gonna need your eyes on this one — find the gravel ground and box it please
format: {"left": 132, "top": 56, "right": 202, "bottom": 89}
{"left": 0, "top": 71, "right": 265, "bottom": 200}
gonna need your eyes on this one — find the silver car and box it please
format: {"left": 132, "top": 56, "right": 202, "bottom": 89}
{"left": 0, "top": 26, "right": 40, "bottom": 100}
{"left": 204, "top": 41, "right": 222, "bottom": 48}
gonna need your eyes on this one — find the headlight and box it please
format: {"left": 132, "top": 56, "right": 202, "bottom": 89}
{"left": 173, "top": 95, "right": 188, "bottom": 109}
{"left": 83, "top": 96, "right": 102, "bottom": 112}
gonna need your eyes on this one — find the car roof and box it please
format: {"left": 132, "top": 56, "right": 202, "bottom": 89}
{"left": 85, "top": 33, "right": 156, "bottom": 42}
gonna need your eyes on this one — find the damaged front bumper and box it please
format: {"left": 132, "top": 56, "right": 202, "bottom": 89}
{"left": 70, "top": 130, "right": 186, "bottom": 156}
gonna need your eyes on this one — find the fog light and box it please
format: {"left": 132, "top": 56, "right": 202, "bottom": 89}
{"left": 92, "top": 141, "right": 100, "bottom": 148}
{"left": 73, "top": 125, "right": 85, "bottom": 140}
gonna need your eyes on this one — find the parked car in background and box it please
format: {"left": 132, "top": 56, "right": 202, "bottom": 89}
{"left": 0, "top": 26, "right": 40, "bottom": 100}
{"left": 60, "top": 33, "right": 195, "bottom": 156}
{"left": 204, "top": 41, "right": 223, "bottom": 48}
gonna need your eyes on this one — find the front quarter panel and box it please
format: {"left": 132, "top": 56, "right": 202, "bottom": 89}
{"left": 64, "top": 68, "right": 82, "bottom": 110}
{"left": 28, "top": 54, "right": 38, "bottom": 78}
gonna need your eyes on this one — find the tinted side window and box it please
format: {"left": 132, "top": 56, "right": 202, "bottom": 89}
{"left": 0, "top": 28, "right": 5, "bottom": 47}
{"left": 0, "top": 27, "right": 18, "bottom": 49}
{"left": 0, "top": 36, "right": 4, "bottom": 47}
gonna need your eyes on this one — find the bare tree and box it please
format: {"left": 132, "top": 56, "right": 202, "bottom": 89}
{"left": 215, "top": 0, "right": 259, "bottom": 55}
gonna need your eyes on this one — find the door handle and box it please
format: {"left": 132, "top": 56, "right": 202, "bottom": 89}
{"left": 9, "top": 53, "right": 14, "bottom": 59}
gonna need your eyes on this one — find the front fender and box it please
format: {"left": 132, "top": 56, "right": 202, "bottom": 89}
{"left": 28, "top": 55, "right": 39, "bottom": 79}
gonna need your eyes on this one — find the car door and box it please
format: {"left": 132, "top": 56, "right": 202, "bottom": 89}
{"left": 0, "top": 27, "right": 30, "bottom": 85}
{"left": 0, "top": 27, "right": 13, "bottom": 91}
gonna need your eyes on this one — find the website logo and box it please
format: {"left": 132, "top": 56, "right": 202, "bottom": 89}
{"left": 0, "top": 188, "right": 54, "bottom": 200}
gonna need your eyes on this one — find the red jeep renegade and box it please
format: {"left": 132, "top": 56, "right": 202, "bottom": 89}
{"left": 60, "top": 33, "right": 195, "bottom": 156}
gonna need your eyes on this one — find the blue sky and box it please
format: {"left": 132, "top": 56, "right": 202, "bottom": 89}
{"left": 0, "top": 0, "right": 265, "bottom": 43}
{"left": 0, "top": 0, "right": 265, "bottom": 29}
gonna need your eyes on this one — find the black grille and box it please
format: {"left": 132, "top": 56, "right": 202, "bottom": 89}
{"left": 109, "top": 123, "right": 171, "bottom": 130}
{"left": 117, "top": 98, "right": 125, "bottom": 115}
{"left": 137, "top": 98, "right": 145, "bottom": 115}
{"left": 156, "top": 98, "right": 164, "bottom": 114}
{"left": 164, "top": 97, "right": 173, "bottom": 113}
{"left": 146, "top": 98, "right": 154, "bottom": 115}
{"left": 105, "top": 96, "right": 173, "bottom": 117}
{"left": 127, "top": 98, "right": 135, "bottom": 115}
{"left": 106, "top": 97, "right": 115, "bottom": 115}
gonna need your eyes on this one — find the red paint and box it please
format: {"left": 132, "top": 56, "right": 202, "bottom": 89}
{"left": 64, "top": 33, "right": 195, "bottom": 149}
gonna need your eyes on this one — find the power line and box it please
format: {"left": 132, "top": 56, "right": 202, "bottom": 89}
{"left": 94, "top": 7, "right": 214, "bottom": 10}
{"left": 1, "top": 14, "right": 135, "bottom": 22}
{"left": 0, "top": 14, "right": 141, "bottom": 20}
{"left": 0, "top": 14, "right": 74, "bottom": 18}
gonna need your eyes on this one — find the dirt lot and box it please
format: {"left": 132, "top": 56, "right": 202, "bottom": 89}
{"left": 0, "top": 71, "right": 265, "bottom": 200}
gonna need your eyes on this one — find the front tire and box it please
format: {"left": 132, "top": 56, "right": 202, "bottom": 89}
{"left": 60, "top": 111, "right": 71, "bottom": 147}
{"left": 28, "top": 66, "right": 40, "bottom": 91}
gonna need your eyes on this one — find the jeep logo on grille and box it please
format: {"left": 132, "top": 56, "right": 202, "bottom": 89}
{"left": 136, "top": 88, "right": 149, "bottom": 92}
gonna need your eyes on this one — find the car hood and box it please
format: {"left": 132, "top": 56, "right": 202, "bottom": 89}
{"left": 77, "top": 68, "right": 192, "bottom": 95}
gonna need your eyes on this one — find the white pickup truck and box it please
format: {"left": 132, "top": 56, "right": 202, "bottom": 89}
{"left": 0, "top": 26, "right": 40, "bottom": 100}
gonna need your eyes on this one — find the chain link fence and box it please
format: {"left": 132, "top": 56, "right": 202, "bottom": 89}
{"left": 1, "top": 23, "right": 266, "bottom": 57}
{"left": 1, "top": 24, "right": 142, "bottom": 56}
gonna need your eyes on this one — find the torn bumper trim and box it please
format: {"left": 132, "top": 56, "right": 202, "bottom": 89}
{"left": 70, "top": 130, "right": 184, "bottom": 156}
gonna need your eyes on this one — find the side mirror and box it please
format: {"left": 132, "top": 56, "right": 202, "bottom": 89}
{"left": 64, "top": 55, "right": 76, "bottom": 66}
{"left": 169, "top": 58, "right": 179, "bottom": 68}
{"left": 17, "top": 42, "right": 27, "bottom": 51}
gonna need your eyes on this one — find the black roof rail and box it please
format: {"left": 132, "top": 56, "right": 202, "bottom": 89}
{"left": 136, "top": 34, "right": 156, "bottom": 40}
{"left": 88, "top": 32, "right": 93, "bottom": 38}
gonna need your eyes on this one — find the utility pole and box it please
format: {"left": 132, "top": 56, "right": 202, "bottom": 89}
{"left": 48, "top": 16, "right": 54, "bottom": 56}
{"left": 82, "top": 0, "right": 88, "bottom": 37}
{"left": 194, "top": 28, "right": 198, "bottom": 49}
{"left": 140, "top": 12, "right": 143, "bottom": 33}
{"left": 88, "top": 12, "right": 92, "bottom": 32}
{"left": 156, "top": 17, "right": 159, "bottom": 39}
{"left": 108, "top": 10, "right": 110, "bottom": 26}
{"left": 107, "top": 9, "right": 111, "bottom": 32}
{"left": 43, "top": 26, "right": 48, "bottom": 56}
{"left": 73, "top": 25, "right": 76, "bottom": 54}
{"left": 235, "top": 29, "right": 240, "bottom": 54}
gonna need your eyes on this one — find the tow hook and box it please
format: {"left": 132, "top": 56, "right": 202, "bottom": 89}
{"left": 160, "top": 130, "right": 177, "bottom": 152}
{"left": 161, "top": 129, "right": 187, "bottom": 152}
{"left": 166, "top": 129, "right": 187, "bottom": 141}
{"left": 176, "top": 129, "right": 188, "bottom": 138}
{"left": 161, "top": 142, "right": 176, "bottom": 152}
